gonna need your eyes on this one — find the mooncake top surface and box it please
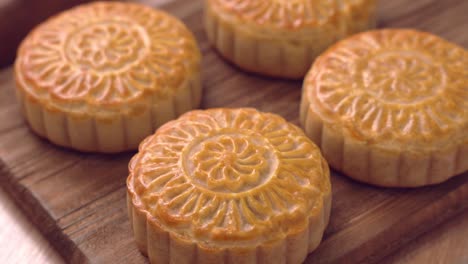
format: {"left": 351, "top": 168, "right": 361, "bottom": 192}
{"left": 128, "top": 108, "right": 330, "bottom": 246}
{"left": 304, "top": 29, "right": 468, "bottom": 150}
{"left": 15, "top": 2, "right": 200, "bottom": 115}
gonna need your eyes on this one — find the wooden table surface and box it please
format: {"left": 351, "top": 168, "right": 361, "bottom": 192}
{"left": 1, "top": 0, "right": 467, "bottom": 263}
{"left": 1, "top": 189, "right": 467, "bottom": 263}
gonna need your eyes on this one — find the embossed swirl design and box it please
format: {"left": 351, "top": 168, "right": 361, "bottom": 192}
{"left": 307, "top": 30, "right": 468, "bottom": 139}
{"left": 186, "top": 133, "right": 277, "bottom": 193}
{"left": 363, "top": 52, "right": 445, "bottom": 104}
{"left": 131, "top": 109, "right": 328, "bottom": 242}
{"left": 67, "top": 21, "right": 146, "bottom": 72}
{"left": 17, "top": 2, "right": 199, "bottom": 105}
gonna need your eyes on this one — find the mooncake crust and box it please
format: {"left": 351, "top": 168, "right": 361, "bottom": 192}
{"left": 15, "top": 2, "right": 201, "bottom": 152}
{"left": 204, "top": 0, "right": 376, "bottom": 79}
{"left": 300, "top": 29, "right": 468, "bottom": 187}
{"left": 127, "top": 108, "right": 331, "bottom": 264}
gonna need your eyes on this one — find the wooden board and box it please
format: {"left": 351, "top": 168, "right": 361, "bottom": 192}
{"left": 1, "top": 0, "right": 467, "bottom": 263}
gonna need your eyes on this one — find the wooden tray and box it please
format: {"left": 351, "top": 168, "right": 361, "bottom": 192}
{"left": 1, "top": 0, "right": 467, "bottom": 263}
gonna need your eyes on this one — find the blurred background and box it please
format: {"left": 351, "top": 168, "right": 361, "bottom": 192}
{"left": 0, "top": 0, "right": 93, "bottom": 68}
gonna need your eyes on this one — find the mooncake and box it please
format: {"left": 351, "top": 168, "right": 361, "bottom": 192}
{"left": 15, "top": 2, "right": 201, "bottom": 153}
{"left": 300, "top": 29, "right": 468, "bottom": 187}
{"left": 127, "top": 108, "right": 331, "bottom": 264}
{"left": 204, "top": 0, "right": 376, "bottom": 79}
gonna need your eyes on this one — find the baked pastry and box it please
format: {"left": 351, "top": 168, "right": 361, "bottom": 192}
{"left": 15, "top": 2, "right": 201, "bottom": 153}
{"left": 300, "top": 29, "right": 468, "bottom": 187}
{"left": 204, "top": 0, "right": 376, "bottom": 79}
{"left": 127, "top": 108, "right": 331, "bottom": 264}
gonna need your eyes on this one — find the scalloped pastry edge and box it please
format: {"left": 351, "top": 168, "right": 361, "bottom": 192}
{"left": 15, "top": 74, "right": 202, "bottom": 153}
{"left": 300, "top": 90, "right": 468, "bottom": 187}
{"left": 127, "top": 156, "right": 332, "bottom": 264}
{"left": 204, "top": 1, "right": 376, "bottom": 79}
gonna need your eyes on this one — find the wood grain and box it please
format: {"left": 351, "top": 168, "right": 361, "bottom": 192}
{"left": 384, "top": 210, "right": 468, "bottom": 264}
{"left": 0, "top": 0, "right": 467, "bottom": 263}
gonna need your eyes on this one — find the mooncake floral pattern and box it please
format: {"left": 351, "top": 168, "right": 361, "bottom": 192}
{"left": 129, "top": 109, "right": 329, "bottom": 243}
{"left": 67, "top": 22, "right": 145, "bottom": 72}
{"left": 307, "top": 30, "right": 468, "bottom": 139}
{"left": 363, "top": 52, "right": 445, "bottom": 104}
{"left": 190, "top": 134, "right": 273, "bottom": 192}
{"left": 17, "top": 2, "right": 199, "bottom": 105}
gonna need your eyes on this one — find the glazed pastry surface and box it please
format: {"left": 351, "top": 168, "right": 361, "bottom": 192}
{"left": 128, "top": 108, "right": 332, "bottom": 264}
{"left": 15, "top": 2, "right": 201, "bottom": 152}
{"left": 205, "top": 0, "right": 376, "bottom": 78}
{"left": 301, "top": 29, "right": 468, "bottom": 187}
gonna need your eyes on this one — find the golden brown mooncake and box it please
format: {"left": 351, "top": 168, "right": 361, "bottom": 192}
{"left": 127, "top": 108, "right": 331, "bottom": 264}
{"left": 204, "top": 0, "right": 376, "bottom": 79}
{"left": 15, "top": 2, "right": 201, "bottom": 153}
{"left": 300, "top": 29, "right": 468, "bottom": 187}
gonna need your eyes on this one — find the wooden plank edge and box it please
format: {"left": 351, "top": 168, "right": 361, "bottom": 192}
{"left": 0, "top": 159, "right": 88, "bottom": 264}
{"left": 349, "top": 177, "right": 468, "bottom": 263}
